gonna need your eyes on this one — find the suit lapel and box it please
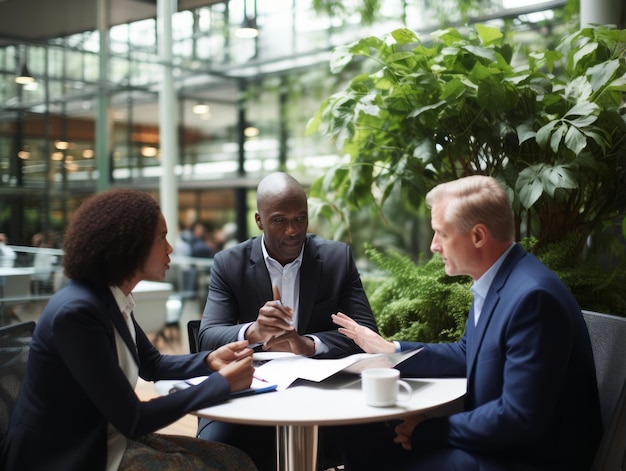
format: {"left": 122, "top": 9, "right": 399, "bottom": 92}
{"left": 297, "top": 236, "right": 320, "bottom": 331}
{"left": 249, "top": 236, "right": 274, "bottom": 307}
{"left": 103, "top": 290, "right": 140, "bottom": 366}
{"left": 466, "top": 244, "right": 526, "bottom": 373}
{"left": 467, "top": 290, "right": 500, "bottom": 370}
{"left": 466, "top": 301, "right": 476, "bottom": 343}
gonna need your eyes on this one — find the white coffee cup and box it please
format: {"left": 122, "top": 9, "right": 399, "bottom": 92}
{"left": 361, "top": 368, "right": 413, "bottom": 407}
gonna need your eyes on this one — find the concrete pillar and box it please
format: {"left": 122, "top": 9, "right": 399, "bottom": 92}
{"left": 157, "top": 0, "right": 179, "bottom": 245}
{"left": 96, "top": 0, "right": 111, "bottom": 192}
{"left": 580, "top": 0, "right": 625, "bottom": 28}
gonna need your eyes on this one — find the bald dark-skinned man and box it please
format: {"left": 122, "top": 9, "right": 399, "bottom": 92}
{"left": 197, "top": 172, "right": 378, "bottom": 470}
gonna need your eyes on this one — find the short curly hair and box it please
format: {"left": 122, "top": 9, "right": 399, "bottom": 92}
{"left": 63, "top": 188, "right": 161, "bottom": 286}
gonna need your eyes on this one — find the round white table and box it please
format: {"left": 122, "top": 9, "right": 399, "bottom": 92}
{"left": 155, "top": 376, "right": 466, "bottom": 471}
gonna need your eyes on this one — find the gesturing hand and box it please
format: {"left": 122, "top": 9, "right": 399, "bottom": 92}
{"left": 332, "top": 312, "right": 395, "bottom": 354}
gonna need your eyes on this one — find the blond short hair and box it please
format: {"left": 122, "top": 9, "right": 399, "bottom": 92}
{"left": 425, "top": 175, "right": 515, "bottom": 243}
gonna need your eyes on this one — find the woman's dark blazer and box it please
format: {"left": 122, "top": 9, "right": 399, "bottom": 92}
{"left": 2, "top": 280, "right": 230, "bottom": 471}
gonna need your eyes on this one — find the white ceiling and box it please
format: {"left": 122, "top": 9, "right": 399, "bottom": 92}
{"left": 0, "top": 0, "right": 221, "bottom": 44}
{"left": 0, "top": 0, "right": 247, "bottom": 132}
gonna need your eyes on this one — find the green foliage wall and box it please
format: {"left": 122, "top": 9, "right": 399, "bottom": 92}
{"left": 308, "top": 25, "right": 626, "bottom": 258}
{"left": 362, "top": 245, "right": 471, "bottom": 342}
{"left": 310, "top": 24, "right": 626, "bottom": 322}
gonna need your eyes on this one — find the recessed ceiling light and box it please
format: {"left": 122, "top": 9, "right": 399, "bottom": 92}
{"left": 192, "top": 103, "right": 210, "bottom": 114}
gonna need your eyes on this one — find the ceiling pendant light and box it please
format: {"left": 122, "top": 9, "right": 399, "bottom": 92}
{"left": 15, "top": 63, "right": 35, "bottom": 85}
{"left": 236, "top": 0, "right": 259, "bottom": 39}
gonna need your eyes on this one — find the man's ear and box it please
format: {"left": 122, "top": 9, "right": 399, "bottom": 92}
{"left": 472, "top": 224, "right": 488, "bottom": 247}
{"left": 254, "top": 212, "right": 263, "bottom": 230}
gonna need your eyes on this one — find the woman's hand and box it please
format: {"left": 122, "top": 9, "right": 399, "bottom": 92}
{"left": 205, "top": 340, "right": 255, "bottom": 392}
{"left": 205, "top": 340, "right": 254, "bottom": 371}
{"left": 218, "top": 355, "right": 254, "bottom": 392}
{"left": 332, "top": 312, "right": 395, "bottom": 353}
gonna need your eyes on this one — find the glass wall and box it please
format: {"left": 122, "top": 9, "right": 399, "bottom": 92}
{"left": 0, "top": 0, "right": 572, "bottom": 246}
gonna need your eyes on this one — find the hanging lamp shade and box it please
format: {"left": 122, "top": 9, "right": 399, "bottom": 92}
{"left": 15, "top": 63, "right": 35, "bottom": 85}
{"left": 236, "top": 16, "right": 258, "bottom": 39}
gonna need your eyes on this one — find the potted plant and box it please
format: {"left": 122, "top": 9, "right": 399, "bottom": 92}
{"left": 307, "top": 24, "right": 626, "bottom": 325}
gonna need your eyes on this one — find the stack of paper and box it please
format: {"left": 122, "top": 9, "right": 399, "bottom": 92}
{"left": 253, "top": 348, "right": 422, "bottom": 390}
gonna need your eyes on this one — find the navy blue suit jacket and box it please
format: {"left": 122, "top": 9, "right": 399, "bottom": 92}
{"left": 198, "top": 234, "right": 377, "bottom": 358}
{"left": 2, "top": 280, "right": 232, "bottom": 471}
{"left": 396, "top": 244, "right": 602, "bottom": 470}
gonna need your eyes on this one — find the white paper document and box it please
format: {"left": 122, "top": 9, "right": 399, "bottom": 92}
{"left": 253, "top": 348, "right": 423, "bottom": 390}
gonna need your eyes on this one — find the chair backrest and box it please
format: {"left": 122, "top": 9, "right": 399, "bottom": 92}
{"left": 180, "top": 268, "right": 199, "bottom": 300}
{"left": 582, "top": 310, "right": 626, "bottom": 470}
{"left": 132, "top": 281, "right": 172, "bottom": 334}
{"left": 187, "top": 319, "right": 200, "bottom": 354}
{"left": 0, "top": 321, "right": 35, "bottom": 439}
{"left": 165, "top": 266, "right": 199, "bottom": 300}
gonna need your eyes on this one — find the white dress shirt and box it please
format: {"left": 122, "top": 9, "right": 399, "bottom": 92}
{"left": 106, "top": 285, "right": 139, "bottom": 471}
{"left": 239, "top": 236, "right": 327, "bottom": 355}
{"left": 470, "top": 243, "right": 515, "bottom": 326}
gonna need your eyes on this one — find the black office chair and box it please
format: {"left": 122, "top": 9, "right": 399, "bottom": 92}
{"left": 0, "top": 321, "right": 35, "bottom": 439}
{"left": 582, "top": 310, "right": 626, "bottom": 470}
{"left": 187, "top": 319, "right": 201, "bottom": 354}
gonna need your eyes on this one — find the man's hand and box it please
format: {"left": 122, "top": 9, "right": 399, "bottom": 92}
{"left": 393, "top": 414, "right": 428, "bottom": 451}
{"left": 246, "top": 286, "right": 295, "bottom": 344}
{"left": 262, "top": 330, "right": 316, "bottom": 356}
{"left": 332, "top": 312, "right": 395, "bottom": 353}
{"left": 205, "top": 340, "right": 254, "bottom": 371}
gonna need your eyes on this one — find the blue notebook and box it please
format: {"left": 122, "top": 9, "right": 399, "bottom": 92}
{"left": 169, "top": 376, "right": 278, "bottom": 397}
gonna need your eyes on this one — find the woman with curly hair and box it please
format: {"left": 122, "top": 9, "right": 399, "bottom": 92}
{"left": 1, "top": 188, "right": 258, "bottom": 471}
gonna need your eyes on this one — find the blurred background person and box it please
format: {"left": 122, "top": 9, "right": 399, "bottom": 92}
{"left": 31, "top": 232, "right": 58, "bottom": 295}
{"left": 190, "top": 221, "right": 218, "bottom": 258}
{"left": 0, "top": 233, "right": 16, "bottom": 268}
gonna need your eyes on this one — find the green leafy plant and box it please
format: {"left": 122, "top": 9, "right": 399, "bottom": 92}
{"left": 362, "top": 244, "right": 471, "bottom": 342}
{"left": 307, "top": 25, "right": 626, "bottom": 258}
{"left": 527, "top": 234, "right": 626, "bottom": 315}
{"left": 308, "top": 24, "right": 626, "bottom": 321}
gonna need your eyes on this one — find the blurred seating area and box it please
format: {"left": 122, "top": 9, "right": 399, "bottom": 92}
{"left": 0, "top": 246, "right": 211, "bottom": 335}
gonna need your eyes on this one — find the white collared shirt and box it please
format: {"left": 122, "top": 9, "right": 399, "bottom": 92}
{"left": 470, "top": 243, "right": 515, "bottom": 325}
{"left": 261, "top": 236, "right": 303, "bottom": 325}
{"left": 239, "top": 236, "right": 327, "bottom": 355}
{"left": 106, "top": 285, "right": 139, "bottom": 471}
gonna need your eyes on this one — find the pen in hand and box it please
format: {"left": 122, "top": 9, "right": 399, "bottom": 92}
{"left": 275, "top": 300, "right": 292, "bottom": 323}
{"left": 273, "top": 290, "right": 294, "bottom": 326}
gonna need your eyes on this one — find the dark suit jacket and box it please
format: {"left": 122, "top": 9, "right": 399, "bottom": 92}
{"left": 2, "top": 280, "right": 232, "bottom": 471}
{"left": 198, "top": 234, "right": 377, "bottom": 358}
{"left": 396, "top": 244, "right": 602, "bottom": 470}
